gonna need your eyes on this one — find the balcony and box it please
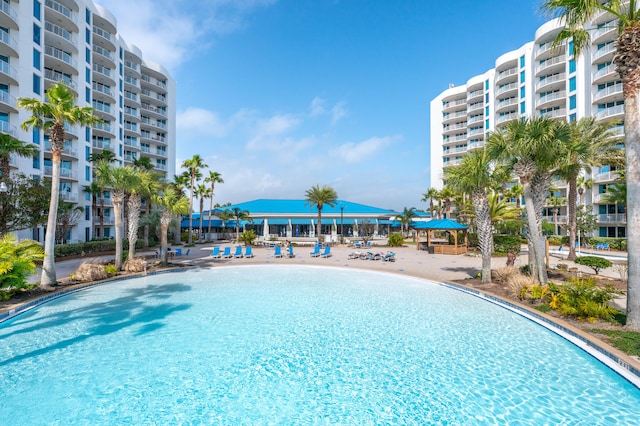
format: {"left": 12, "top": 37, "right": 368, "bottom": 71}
{"left": 467, "top": 89, "right": 483, "bottom": 102}
{"left": 44, "top": 0, "right": 79, "bottom": 32}
{"left": 44, "top": 141, "right": 78, "bottom": 158}
{"left": 535, "top": 73, "right": 566, "bottom": 92}
{"left": 495, "top": 67, "right": 518, "bottom": 84}
{"left": 92, "top": 26, "right": 115, "bottom": 51}
{"left": 539, "top": 108, "right": 567, "bottom": 119}
{"left": 60, "top": 191, "right": 78, "bottom": 202}
{"left": 538, "top": 90, "right": 566, "bottom": 109}
{"left": 44, "top": 68, "right": 77, "bottom": 90}
{"left": 495, "top": 82, "right": 518, "bottom": 97}
{"left": 594, "top": 170, "right": 621, "bottom": 182}
{"left": 0, "top": 89, "right": 17, "bottom": 112}
{"left": 592, "top": 25, "right": 617, "bottom": 44}
{"left": 93, "top": 45, "right": 116, "bottom": 68}
{"left": 92, "top": 139, "right": 114, "bottom": 151}
{"left": 536, "top": 42, "right": 565, "bottom": 60}
{"left": 140, "top": 74, "right": 167, "bottom": 90}
{"left": 0, "top": 59, "right": 18, "bottom": 84}
{"left": 467, "top": 115, "right": 484, "bottom": 124}
{"left": 92, "top": 64, "right": 115, "bottom": 85}
{"left": 536, "top": 55, "right": 566, "bottom": 76}
{"left": 468, "top": 140, "right": 485, "bottom": 150}
{"left": 495, "top": 97, "right": 518, "bottom": 114}
{"left": 0, "top": 120, "right": 17, "bottom": 135}
{"left": 593, "top": 82, "right": 623, "bottom": 104}
{"left": 443, "top": 110, "right": 467, "bottom": 124}
{"left": 468, "top": 127, "right": 485, "bottom": 136}
{"left": 442, "top": 98, "right": 467, "bottom": 112}
{"left": 0, "top": 29, "right": 18, "bottom": 57}
{"left": 596, "top": 104, "right": 624, "bottom": 120}
{"left": 593, "top": 63, "right": 616, "bottom": 85}
{"left": 45, "top": 21, "right": 78, "bottom": 51}
{"left": 496, "top": 112, "right": 519, "bottom": 125}
{"left": 598, "top": 213, "right": 626, "bottom": 223}
{"left": 593, "top": 42, "right": 616, "bottom": 62}
{"left": 0, "top": 0, "right": 18, "bottom": 30}
{"left": 44, "top": 166, "right": 78, "bottom": 180}
{"left": 467, "top": 101, "right": 483, "bottom": 112}
{"left": 45, "top": 45, "right": 77, "bottom": 75}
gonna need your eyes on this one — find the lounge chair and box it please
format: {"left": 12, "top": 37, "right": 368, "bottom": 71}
{"left": 244, "top": 246, "right": 254, "bottom": 258}
{"left": 184, "top": 248, "right": 191, "bottom": 256}
{"left": 383, "top": 252, "right": 396, "bottom": 262}
{"left": 274, "top": 246, "right": 284, "bottom": 258}
{"left": 210, "top": 247, "right": 221, "bottom": 258}
{"left": 365, "top": 241, "right": 372, "bottom": 249}
{"left": 310, "top": 245, "right": 321, "bottom": 257}
{"left": 233, "top": 246, "right": 244, "bottom": 258}
{"left": 347, "top": 251, "right": 361, "bottom": 260}
{"left": 287, "top": 246, "right": 296, "bottom": 258}
{"left": 354, "top": 241, "right": 362, "bottom": 249}
{"left": 174, "top": 248, "right": 183, "bottom": 256}
{"left": 320, "top": 246, "right": 332, "bottom": 258}
{"left": 222, "top": 247, "right": 232, "bottom": 258}
{"left": 366, "top": 251, "right": 380, "bottom": 260}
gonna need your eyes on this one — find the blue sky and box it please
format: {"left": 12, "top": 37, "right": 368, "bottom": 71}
{"left": 97, "top": 0, "right": 546, "bottom": 211}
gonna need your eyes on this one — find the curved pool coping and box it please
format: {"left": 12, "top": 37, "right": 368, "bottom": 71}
{"left": 2, "top": 264, "right": 639, "bottom": 390}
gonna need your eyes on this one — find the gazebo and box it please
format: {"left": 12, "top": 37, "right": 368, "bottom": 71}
{"left": 414, "top": 219, "right": 469, "bottom": 255}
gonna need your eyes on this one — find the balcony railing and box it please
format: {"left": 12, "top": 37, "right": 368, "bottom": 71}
{"left": 44, "top": 68, "right": 76, "bottom": 88}
{"left": 596, "top": 104, "right": 624, "bottom": 120}
{"left": 44, "top": 167, "right": 77, "bottom": 179}
{"left": 45, "top": 45, "right": 76, "bottom": 67}
{"left": 45, "top": 0, "right": 78, "bottom": 25}
{"left": 93, "top": 27, "right": 113, "bottom": 42}
{"left": 598, "top": 213, "right": 626, "bottom": 223}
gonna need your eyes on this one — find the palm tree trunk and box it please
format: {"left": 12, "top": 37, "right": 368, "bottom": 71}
{"left": 160, "top": 211, "right": 172, "bottom": 266}
{"left": 40, "top": 151, "right": 61, "bottom": 288}
{"left": 473, "top": 190, "right": 493, "bottom": 283}
{"left": 207, "top": 195, "right": 213, "bottom": 241}
{"left": 624, "top": 84, "right": 640, "bottom": 330}
{"left": 567, "top": 178, "right": 578, "bottom": 261}
{"left": 188, "top": 177, "right": 194, "bottom": 244}
{"left": 317, "top": 210, "right": 322, "bottom": 240}
{"left": 113, "top": 195, "right": 124, "bottom": 270}
{"left": 198, "top": 198, "right": 204, "bottom": 242}
{"left": 127, "top": 194, "right": 141, "bottom": 260}
{"left": 143, "top": 197, "right": 150, "bottom": 248}
{"left": 523, "top": 182, "right": 547, "bottom": 285}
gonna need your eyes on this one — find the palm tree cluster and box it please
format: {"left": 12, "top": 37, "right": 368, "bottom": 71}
{"left": 436, "top": 117, "right": 621, "bottom": 291}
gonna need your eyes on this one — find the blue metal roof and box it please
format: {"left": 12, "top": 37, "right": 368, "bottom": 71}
{"left": 219, "top": 199, "right": 397, "bottom": 215}
{"left": 413, "top": 219, "right": 468, "bottom": 230}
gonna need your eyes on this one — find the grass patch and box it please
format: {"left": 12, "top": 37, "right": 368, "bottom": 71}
{"left": 535, "top": 303, "right": 552, "bottom": 313}
{"left": 590, "top": 329, "right": 640, "bottom": 357}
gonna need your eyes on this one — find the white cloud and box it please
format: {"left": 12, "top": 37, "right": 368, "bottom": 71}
{"left": 177, "top": 108, "right": 228, "bottom": 137}
{"left": 331, "top": 135, "right": 402, "bottom": 164}
{"left": 95, "top": 0, "right": 277, "bottom": 71}
{"left": 309, "top": 97, "right": 326, "bottom": 117}
{"left": 247, "top": 114, "right": 302, "bottom": 149}
{"left": 331, "top": 101, "right": 348, "bottom": 125}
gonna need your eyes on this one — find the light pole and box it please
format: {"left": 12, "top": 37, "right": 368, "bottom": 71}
{"left": 340, "top": 203, "right": 344, "bottom": 244}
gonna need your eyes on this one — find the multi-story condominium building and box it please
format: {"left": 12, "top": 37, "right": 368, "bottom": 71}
{"left": 2, "top": 0, "right": 176, "bottom": 243}
{"left": 430, "top": 13, "right": 625, "bottom": 238}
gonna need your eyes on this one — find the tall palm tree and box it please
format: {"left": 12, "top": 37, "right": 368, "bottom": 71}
{"left": 18, "top": 83, "right": 101, "bottom": 288}
{"left": 172, "top": 173, "right": 190, "bottom": 244}
{"left": 126, "top": 169, "right": 159, "bottom": 261}
{"left": 0, "top": 133, "right": 38, "bottom": 184}
{"left": 152, "top": 184, "right": 189, "bottom": 266}
{"left": 95, "top": 164, "right": 139, "bottom": 270}
{"left": 304, "top": 184, "right": 338, "bottom": 240}
{"left": 133, "top": 156, "right": 156, "bottom": 248}
{"left": 437, "top": 187, "right": 455, "bottom": 219}
{"left": 181, "top": 155, "right": 207, "bottom": 244}
{"left": 504, "top": 183, "right": 524, "bottom": 208}
{"left": 204, "top": 171, "right": 224, "bottom": 240}
{"left": 195, "top": 184, "right": 211, "bottom": 242}
{"left": 602, "top": 169, "right": 627, "bottom": 206}
{"left": 555, "top": 117, "right": 622, "bottom": 260}
{"left": 541, "top": 0, "right": 640, "bottom": 331}
{"left": 487, "top": 117, "right": 570, "bottom": 285}
{"left": 421, "top": 187, "right": 439, "bottom": 219}
{"left": 444, "top": 149, "right": 496, "bottom": 283}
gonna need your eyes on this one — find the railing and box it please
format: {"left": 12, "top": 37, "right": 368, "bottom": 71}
{"left": 598, "top": 214, "right": 626, "bottom": 223}
{"left": 596, "top": 104, "right": 624, "bottom": 120}
{"left": 594, "top": 170, "right": 620, "bottom": 182}
{"left": 93, "top": 122, "right": 112, "bottom": 132}
{"left": 124, "top": 76, "right": 140, "bottom": 88}
{"left": 496, "top": 112, "right": 519, "bottom": 125}
{"left": 467, "top": 89, "right": 483, "bottom": 99}
{"left": 44, "top": 141, "right": 78, "bottom": 157}
{"left": 593, "top": 64, "right": 615, "bottom": 81}
{"left": 496, "top": 82, "right": 518, "bottom": 96}
{"left": 0, "top": 29, "right": 18, "bottom": 51}
{"left": 0, "top": 60, "right": 17, "bottom": 80}
{"left": 539, "top": 108, "right": 567, "bottom": 118}
{"left": 45, "top": 21, "right": 76, "bottom": 45}
{"left": 593, "top": 42, "right": 616, "bottom": 61}
{"left": 44, "top": 166, "right": 77, "bottom": 179}
{"left": 44, "top": 68, "right": 76, "bottom": 88}
{"left": 0, "top": 0, "right": 18, "bottom": 21}
{"left": 140, "top": 104, "right": 166, "bottom": 116}
{"left": 593, "top": 82, "right": 622, "bottom": 102}
{"left": 539, "top": 90, "right": 566, "bottom": 104}
{"left": 155, "top": 149, "right": 167, "bottom": 156}
{"left": 93, "top": 45, "right": 114, "bottom": 61}
{"left": 140, "top": 74, "right": 167, "bottom": 89}
{"left": 93, "top": 64, "right": 112, "bottom": 78}
{"left": 92, "top": 82, "right": 114, "bottom": 97}
{"left": 45, "top": 0, "right": 78, "bottom": 25}
{"left": 0, "top": 89, "right": 15, "bottom": 106}
{"left": 92, "top": 139, "right": 113, "bottom": 150}
{"left": 93, "top": 27, "right": 112, "bottom": 42}
{"left": 92, "top": 101, "right": 112, "bottom": 114}
{"left": 60, "top": 191, "right": 78, "bottom": 202}
{"left": 443, "top": 99, "right": 467, "bottom": 109}
{"left": 468, "top": 127, "right": 485, "bottom": 136}
{"left": 0, "top": 120, "right": 17, "bottom": 135}
{"left": 125, "top": 60, "right": 139, "bottom": 72}
{"left": 155, "top": 163, "right": 167, "bottom": 170}
{"left": 537, "top": 55, "right": 566, "bottom": 73}
{"left": 496, "top": 67, "right": 517, "bottom": 80}
{"left": 45, "top": 45, "right": 76, "bottom": 67}
{"left": 535, "top": 73, "right": 566, "bottom": 91}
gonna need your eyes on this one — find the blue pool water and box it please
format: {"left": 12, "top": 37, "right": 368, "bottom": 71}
{"left": 1, "top": 265, "right": 639, "bottom": 424}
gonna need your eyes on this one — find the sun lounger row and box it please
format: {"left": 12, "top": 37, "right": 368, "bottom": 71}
{"left": 310, "top": 245, "right": 332, "bottom": 258}
{"left": 273, "top": 245, "right": 296, "bottom": 258}
{"left": 347, "top": 251, "right": 395, "bottom": 262}
{"left": 210, "top": 246, "right": 255, "bottom": 259}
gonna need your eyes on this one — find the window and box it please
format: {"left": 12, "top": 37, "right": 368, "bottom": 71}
{"left": 85, "top": 146, "right": 90, "bottom": 161}
{"left": 86, "top": 47, "right": 90, "bottom": 63}
{"left": 520, "top": 71, "right": 525, "bottom": 83}
{"left": 86, "top": 87, "right": 90, "bottom": 103}
{"left": 520, "top": 102, "right": 525, "bottom": 114}
{"left": 86, "top": 8, "right": 91, "bottom": 24}
{"left": 569, "top": 77, "right": 576, "bottom": 92}
{"left": 485, "top": 93, "right": 489, "bottom": 103}
{"left": 85, "top": 207, "right": 90, "bottom": 221}
{"left": 86, "top": 28, "right": 90, "bottom": 44}
{"left": 569, "top": 113, "right": 577, "bottom": 123}
{"left": 86, "top": 67, "right": 90, "bottom": 83}
{"left": 33, "top": 128, "right": 40, "bottom": 144}
{"left": 86, "top": 127, "right": 90, "bottom": 142}
{"left": 569, "top": 41, "right": 574, "bottom": 56}
{"left": 485, "top": 119, "right": 489, "bottom": 129}
{"left": 33, "top": 49, "right": 41, "bottom": 70}
{"left": 520, "top": 86, "right": 525, "bottom": 98}
{"left": 569, "top": 95, "right": 576, "bottom": 110}
{"left": 85, "top": 166, "right": 90, "bottom": 181}
{"left": 33, "top": 24, "right": 40, "bottom": 44}
{"left": 33, "top": 152, "right": 40, "bottom": 169}
{"left": 569, "top": 59, "right": 576, "bottom": 73}
{"left": 520, "top": 55, "right": 525, "bottom": 68}
{"left": 33, "top": 74, "right": 40, "bottom": 94}
{"left": 34, "top": 0, "right": 41, "bottom": 20}
{"left": 485, "top": 79, "right": 489, "bottom": 90}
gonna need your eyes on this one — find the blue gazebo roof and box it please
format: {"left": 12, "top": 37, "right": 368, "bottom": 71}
{"left": 413, "top": 219, "right": 468, "bottom": 230}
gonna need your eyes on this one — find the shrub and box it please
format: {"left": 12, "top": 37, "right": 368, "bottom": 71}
{"left": 507, "top": 274, "right": 538, "bottom": 299}
{"left": 574, "top": 256, "right": 612, "bottom": 275}
{"left": 0, "top": 235, "right": 44, "bottom": 299}
{"left": 238, "top": 230, "right": 257, "bottom": 246}
{"left": 74, "top": 262, "right": 108, "bottom": 282}
{"left": 548, "top": 277, "right": 622, "bottom": 323}
{"left": 493, "top": 234, "right": 522, "bottom": 254}
{"left": 612, "top": 262, "right": 628, "bottom": 283}
{"left": 467, "top": 232, "right": 479, "bottom": 248}
{"left": 387, "top": 234, "right": 404, "bottom": 247}
{"left": 123, "top": 258, "right": 146, "bottom": 273}
{"left": 492, "top": 266, "right": 520, "bottom": 284}
{"left": 104, "top": 264, "right": 118, "bottom": 277}
{"left": 546, "top": 236, "right": 563, "bottom": 246}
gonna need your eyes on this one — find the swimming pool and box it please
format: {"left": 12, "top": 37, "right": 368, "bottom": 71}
{"left": 1, "top": 265, "right": 639, "bottom": 424}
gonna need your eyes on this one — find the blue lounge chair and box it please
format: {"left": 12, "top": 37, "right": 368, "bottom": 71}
{"left": 244, "top": 246, "right": 254, "bottom": 258}
{"left": 365, "top": 241, "right": 372, "bottom": 249}
{"left": 274, "top": 246, "right": 284, "bottom": 258}
{"left": 233, "top": 246, "right": 244, "bottom": 258}
{"left": 310, "top": 245, "right": 321, "bottom": 257}
{"left": 383, "top": 252, "right": 396, "bottom": 262}
{"left": 174, "top": 248, "right": 183, "bottom": 256}
{"left": 288, "top": 245, "right": 296, "bottom": 258}
{"left": 210, "top": 247, "right": 221, "bottom": 258}
{"left": 184, "top": 249, "right": 191, "bottom": 256}
{"left": 354, "top": 241, "right": 362, "bottom": 249}
{"left": 603, "top": 243, "right": 610, "bottom": 250}
{"left": 320, "top": 246, "right": 332, "bottom": 258}
{"left": 222, "top": 247, "right": 232, "bottom": 258}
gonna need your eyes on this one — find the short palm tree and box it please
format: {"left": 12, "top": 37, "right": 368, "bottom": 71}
{"left": 95, "top": 164, "right": 139, "bottom": 270}
{"left": 126, "top": 169, "right": 160, "bottom": 261}
{"left": 398, "top": 207, "right": 417, "bottom": 238}
{"left": 152, "top": 185, "right": 189, "bottom": 266}
{"left": 577, "top": 176, "right": 593, "bottom": 207}
{"left": 228, "top": 207, "right": 252, "bottom": 243}
{"left": 444, "top": 149, "right": 496, "bottom": 283}
{"left": 487, "top": 117, "right": 570, "bottom": 285}
{"left": 181, "top": 155, "right": 207, "bottom": 244}
{"left": 18, "top": 83, "right": 101, "bottom": 288}
{"left": 172, "top": 173, "right": 190, "bottom": 244}
{"left": 88, "top": 150, "right": 116, "bottom": 234}
{"left": 133, "top": 156, "right": 156, "bottom": 248}
{"left": 304, "top": 184, "right": 338, "bottom": 240}
{"left": 204, "top": 171, "right": 224, "bottom": 240}
{"left": 541, "top": 0, "right": 640, "bottom": 331}
{"left": 436, "top": 187, "right": 455, "bottom": 219}
{"left": 421, "top": 187, "right": 439, "bottom": 219}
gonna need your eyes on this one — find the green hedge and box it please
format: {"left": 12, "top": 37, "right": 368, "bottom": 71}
{"left": 54, "top": 239, "right": 150, "bottom": 258}
{"left": 493, "top": 234, "right": 523, "bottom": 254}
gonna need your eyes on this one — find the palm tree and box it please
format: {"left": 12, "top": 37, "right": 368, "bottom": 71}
{"left": 18, "top": 83, "right": 101, "bottom": 288}
{"left": 181, "top": 155, "right": 207, "bottom": 244}
{"left": 126, "top": 169, "right": 159, "bottom": 261}
{"left": 444, "top": 149, "right": 495, "bottom": 283}
{"left": 133, "top": 156, "right": 156, "bottom": 249}
{"left": 95, "top": 164, "right": 139, "bottom": 270}
{"left": 82, "top": 181, "right": 101, "bottom": 235}
{"left": 88, "top": 150, "right": 116, "bottom": 235}
{"left": 304, "top": 184, "right": 338, "bottom": 240}
{"left": 487, "top": 117, "right": 569, "bottom": 285}
{"left": 172, "top": 173, "right": 190, "bottom": 244}
{"left": 504, "top": 183, "right": 524, "bottom": 208}
{"left": 489, "top": 191, "right": 521, "bottom": 226}
{"left": 398, "top": 207, "right": 417, "bottom": 238}
{"left": 437, "top": 187, "right": 455, "bottom": 219}
{"left": 227, "top": 207, "right": 252, "bottom": 243}
{"left": 0, "top": 133, "right": 38, "bottom": 185}
{"left": 204, "top": 171, "right": 224, "bottom": 240}
{"left": 602, "top": 169, "right": 627, "bottom": 206}
{"left": 152, "top": 185, "right": 189, "bottom": 266}
{"left": 577, "top": 176, "right": 593, "bottom": 207}
{"left": 541, "top": 0, "right": 640, "bottom": 331}
{"left": 546, "top": 194, "right": 567, "bottom": 236}
{"left": 195, "top": 184, "right": 211, "bottom": 242}
{"left": 421, "top": 187, "right": 439, "bottom": 219}
{"left": 555, "top": 117, "right": 622, "bottom": 260}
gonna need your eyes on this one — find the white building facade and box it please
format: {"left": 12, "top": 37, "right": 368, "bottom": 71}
{"left": 2, "top": 0, "right": 176, "bottom": 243}
{"left": 430, "top": 13, "right": 625, "bottom": 238}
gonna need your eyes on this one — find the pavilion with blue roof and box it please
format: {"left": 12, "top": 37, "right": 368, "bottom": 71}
{"left": 182, "top": 199, "right": 399, "bottom": 242}
{"left": 414, "top": 218, "right": 469, "bottom": 255}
